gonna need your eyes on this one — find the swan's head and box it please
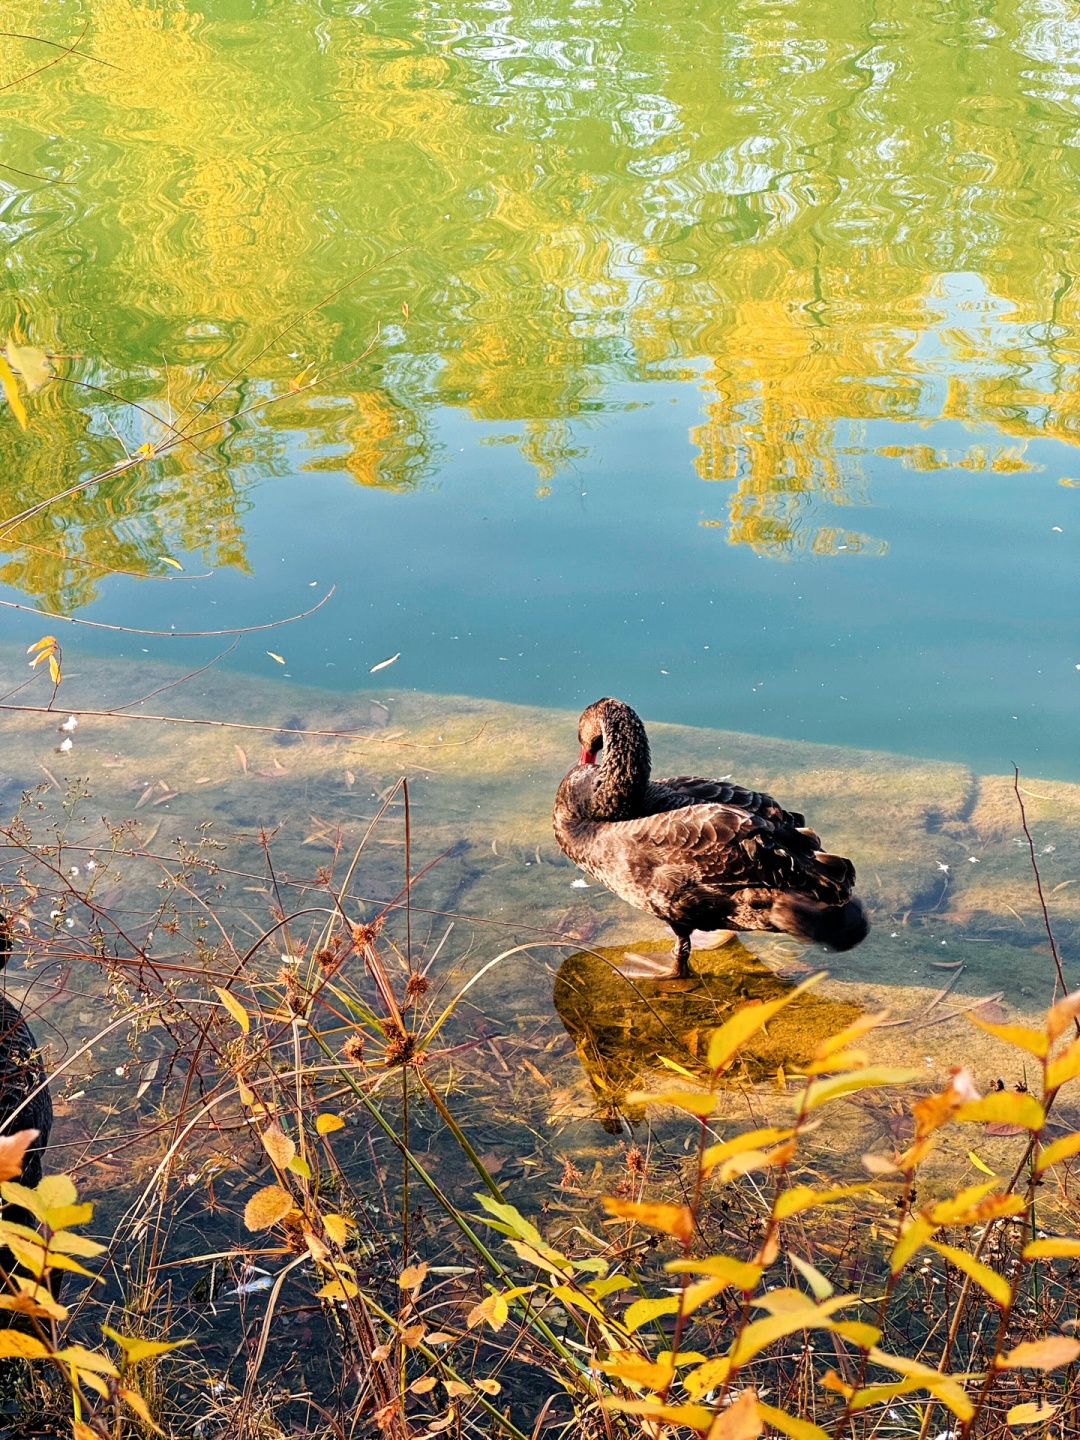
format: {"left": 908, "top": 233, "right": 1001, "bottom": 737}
{"left": 576, "top": 698, "right": 650, "bottom": 774}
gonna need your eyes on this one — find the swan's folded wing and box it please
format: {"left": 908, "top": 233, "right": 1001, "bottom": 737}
{"left": 594, "top": 803, "right": 851, "bottom": 903}
{"left": 653, "top": 776, "right": 807, "bottom": 831}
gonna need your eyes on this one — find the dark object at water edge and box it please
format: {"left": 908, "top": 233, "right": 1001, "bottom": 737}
{"left": 553, "top": 697, "right": 869, "bottom": 978}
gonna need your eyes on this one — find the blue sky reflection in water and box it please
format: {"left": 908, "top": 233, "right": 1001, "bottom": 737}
{"left": 0, "top": 0, "right": 1078, "bottom": 778}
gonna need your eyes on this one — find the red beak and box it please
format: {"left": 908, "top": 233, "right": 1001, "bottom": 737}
{"left": 579, "top": 746, "right": 596, "bottom": 766}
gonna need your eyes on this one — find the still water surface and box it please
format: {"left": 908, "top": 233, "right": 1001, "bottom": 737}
{"left": 1, "top": 0, "right": 1079, "bottom": 776}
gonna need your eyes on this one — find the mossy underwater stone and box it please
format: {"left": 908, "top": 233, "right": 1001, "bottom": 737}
{"left": 552, "top": 937, "right": 859, "bottom": 1133}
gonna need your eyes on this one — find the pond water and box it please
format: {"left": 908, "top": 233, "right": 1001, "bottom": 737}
{"left": 1, "top": 0, "right": 1078, "bottom": 779}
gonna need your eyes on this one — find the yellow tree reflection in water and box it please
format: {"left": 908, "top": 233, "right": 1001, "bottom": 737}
{"left": 5, "top": 0, "right": 1080, "bottom": 596}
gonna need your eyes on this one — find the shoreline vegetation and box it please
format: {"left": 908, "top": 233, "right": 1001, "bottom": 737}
{"left": 0, "top": 671, "right": 1074, "bottom": 1437}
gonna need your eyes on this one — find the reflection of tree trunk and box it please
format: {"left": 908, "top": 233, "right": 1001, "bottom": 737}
{"left": 552, "top": 938, "right": 859, "bottom": 1135}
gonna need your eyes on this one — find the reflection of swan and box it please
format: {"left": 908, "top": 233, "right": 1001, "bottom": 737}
{"left": 553, "top": 698, "right": 868, "bottom": 978}
{"left": 552, "top": 938, "right": 859, "bottom": 1134}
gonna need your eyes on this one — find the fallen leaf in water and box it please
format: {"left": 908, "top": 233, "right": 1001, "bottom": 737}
{"left": 345, "top": 770, "right": 355, "bottom": 787}
{"left": 135, "top": 1058, "right": 159, "bottom": 1100}
{"left": 0, "top": 354, "right": 27, "bottom": 429}
{"left": 134, "top": 786, "right": 154, "bottom": 809}
{"left": 0, "top": 1130, "right": 40, "bottom": 1182}
{"left": 267, "top": 652, "right": 285, "bottom": 665}
{"left": 235, "top": 746, "right": 248, "bottom": 774}
{"left": 151, "top": 790, "right": 178, "bottom": 805}
{"left": 162, "top": 557, "right": 183, "bottom": 571}
{"left": 369, "top": 653, "right": 400, "bottom": 673}
{"left": 4, "top": 341, "right": 52, "bottom": 394}
{"left": 195, "top": 776, "right": 212, "bottom": 784}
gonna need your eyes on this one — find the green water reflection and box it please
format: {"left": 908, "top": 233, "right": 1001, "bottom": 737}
{"left": 4, "top": 0, "right": 1080, "bottom": 604}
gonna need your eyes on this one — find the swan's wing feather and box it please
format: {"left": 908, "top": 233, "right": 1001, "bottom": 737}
{"left": 652, "top": 776, "right": 807, "bottom": 830}
{"left": 594, "top": 803, "right": 852, "bottom": 902}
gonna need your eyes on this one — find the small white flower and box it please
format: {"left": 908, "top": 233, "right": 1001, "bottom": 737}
{"left": 65, "top": 918, "right": 74, "bottom": 928}
{"left": 60, "top": 715, "right": 77, "bottom": 732}
{"left": 58, "top": 737, "right": 73, "bottom": 752}
{"left": 49, "top": 910, "right": 61, "bottom": 920}
{"left": 69, "top": 866, "right": 79, "bottom": 877}
{"left": 86, "top": 859, "right": 96, "bottom": 872}
{"left": 114, "top": 1066, "right": 125, "bottom": 1077}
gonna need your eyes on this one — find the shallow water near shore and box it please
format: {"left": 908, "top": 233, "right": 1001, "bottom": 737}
{"left": 1, "top": 654, "right": 1076, "bottom": 1168}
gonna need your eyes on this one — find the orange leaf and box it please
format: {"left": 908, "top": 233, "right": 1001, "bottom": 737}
{"left": 603, "top": 1196, "right": 693, "bottom": 1242}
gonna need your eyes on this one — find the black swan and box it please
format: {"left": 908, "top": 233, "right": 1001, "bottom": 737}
{"left": 553, "top": 698, "right": 868, "bottom": 978}
{"left": 0, "top": 922, "right": 52, "bottom": 1188}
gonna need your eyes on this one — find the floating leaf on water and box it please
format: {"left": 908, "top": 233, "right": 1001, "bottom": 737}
{"left": 1007, "top": 1401, "right": 1058, "bottom": 1426}
{"left": 235, "top": 746, "right": 248, "bottom": 774}
{"left": 398, "top": 1262, "right": 428, "bottom": 1291}
{"left": 267, "top": 651, "right": 285, "bottom": 664}
{"left": 4, "top": 341, "right": 52, "bottom": 393}
{"left": 0, "top": 355, "right": 27, "bottom": 429}
{"left": 260, "top": 1123, "right": 296, "bottom": 1170}
{"left": 243, "top": 1186, "right": 293, "bottom": 1231}
{"left": 315, "top": 1113, "right": 345, "bottom": 1135}
{"left": 0, "top": 1131, "right": 39, "bottom": 1184}
{"left": 998, "top": 1335, "right": 1080, "bottom": 1370}
{"left": 162, "top": 557, "right": 183, "bottom": 571}
{"left": 214, "top": 986, "right": 250, "bottom": 1034}
{"left": 369, "top": 652, "right": 400, "bottom": 673}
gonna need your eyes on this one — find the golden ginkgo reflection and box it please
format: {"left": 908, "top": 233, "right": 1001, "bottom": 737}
{"left": 4, "top": 0, "right": 1080, "bottom": 600}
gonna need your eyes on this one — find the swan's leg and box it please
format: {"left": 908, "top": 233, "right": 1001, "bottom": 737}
{"left": 673, "top": 933, "right": 693, "bottom": 979}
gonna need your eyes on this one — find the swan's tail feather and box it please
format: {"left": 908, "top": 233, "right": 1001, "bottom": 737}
{"left": 770, "top": 893, "right": 869, "bottom": 952}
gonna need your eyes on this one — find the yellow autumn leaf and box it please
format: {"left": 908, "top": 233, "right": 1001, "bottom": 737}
{"left": 1046, "top": 989, "right": 1080, "bottom": 1042}
{"left": 162, "top": 556, "right": 183, "bottom": 571}
{"left": 706, "top": 1388, "right": 761, "bottom": 1439}
{"left": 623, "top": 1295, "right": 680, "bottom": 1331}
{"left": 625, "top": 1089, "right": 718, "bottom": 1116}
{"left": 997, "top": 1335, "right": 1080, "bottom": 1370}
{"left": 928, "top": 1242, "right": 1011, "bottom": 1307}
{"left": 756, "top": 1403, "right": 831, "bottom": 1440}
{"left": 0, "top": 353, "right": 28, "bottom": 429}
{"left": 322, "top": 1213, "right": 353, "bottom": 1246}
{"left": 802, "top": 1066, "right": 921, "bottom": 1111}
{"left": 666, "top": 1255, "right": 763, "bottom": 1292}
{"left": 707, "top": 976, "right": 821, "bottom": 1073}
{"left": 966, "top": 1150, "right": 995, "bottom": 1176}
{"left": 4, "top": 341, "right": 52, "bottom": 394}
{"left": 214, "top": 986, "right": 250, "bottom": 1034}
{"left": 120, "top": 1387, "right": 165, "bottom": 1434}
{"left": 474, "top": 1378, "right": 501, "bottom": 1395}
{"left": 598, "top": 1349, "right": 676, "bottom": 1389}
{"left": 605, "top": 1399, "right": 714, "bottom": 1430}
{"left": 399, "top": 1262, "right": 428, "bottom": 1291}
{"left": 467, "top": 1292, "right": 509, "bottom": 1331}
{"left": 602, "top": 1197, "right": 694, "bottom": 1242}
{"left": 267, "top": 651, "right": 286, "bottom": 664}
{"left": 702, "top": 1127, "right": 796, "bottom": 1175}
{"left": 867, "top": 1348, "right": 974, "bottom": 1420}
{"left": 317, "top": 1276, "right": 359, "bottom": 1301}
{"left": 774, "top": 1183, "right": 881, "bottom": 1220}
{"left": 1022, "top": 1237, "right": 1080, "bottom": 1260}
{"left": 1035, "top": 1132, "right": 1080, "bottom": 1172}
{"left": 288, "top": 1155, "right": 312, "bottom": 1179}
{"left": 261, "top": 1123, "right": 296, "bottom": 1170}
{"left": 102, "top": 1327, "right": 191, "bottom": 1364}
{"left": 315, "top": 1113, "right": 345, "bottom": 1135}
{"left": 1046, "top": 1038, "right": 1080, "bottom": 1091}
{"left": 0, "top": 1130, "right": 39, "bottom": 1183}
{"left": 0, "top": 1330, "right": 49, "bottom": 1358}
{"left": 965, "top": 1013, "right": 1048, "bottom": 1057}
{"left": 1006, "top": 1401, "right": 1058, "bottom": 1425}
{"left": 243, "top": 1185, "right": 293, "bottom": 1231}
{"left": 953, "top": 1093, "right": 1045, "bottom": 1130}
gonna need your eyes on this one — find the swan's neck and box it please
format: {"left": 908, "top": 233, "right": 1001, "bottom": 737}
{"left": 592, "top": 706, "right": 650, "bottom": 819}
